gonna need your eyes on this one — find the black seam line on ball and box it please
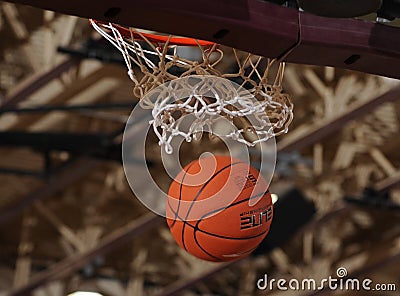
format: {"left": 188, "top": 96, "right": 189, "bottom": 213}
{"left": 169, "top": 162, "right": 196, "bottom": 229}
{"left": 181, "top": 161, "right": 242, "bottom": 251}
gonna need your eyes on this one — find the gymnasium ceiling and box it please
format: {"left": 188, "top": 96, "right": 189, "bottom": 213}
{"left": 0, "top": 2, "right": 399, "bottom": 296}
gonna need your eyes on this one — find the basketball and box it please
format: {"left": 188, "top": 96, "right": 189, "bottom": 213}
{"left": 166, "top": 155, "right": 273, "bottom": 262}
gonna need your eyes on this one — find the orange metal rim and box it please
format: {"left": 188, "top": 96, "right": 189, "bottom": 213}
{"left": 90, "top": 19, "right": 216, "bottom": 47}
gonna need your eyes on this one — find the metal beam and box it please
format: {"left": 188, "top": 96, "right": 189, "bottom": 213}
{"left": 0, "top": 131, "right": 123, "bottom": 162}
{"left": 0, "top": 102, "right": 136, "bottom": 114}
{"left": 0, "top": 167, "right": 44, "bottom": 178}
{"left": 10, "top": 213, "right": 163, "bottom": 296}
{"left": 0, "top": 131, "right": 110, "bottom": 150}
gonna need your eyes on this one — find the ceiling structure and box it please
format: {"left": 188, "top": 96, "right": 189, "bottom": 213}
{"left": 5, "top": 0, "right": 400, "bottom": 80}
{"left": 0, "top": 1, "right": 399, "bottom": 296}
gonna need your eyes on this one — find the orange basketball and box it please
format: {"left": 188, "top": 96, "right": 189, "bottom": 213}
{"left": 166, "top": 155, "right": 273, "bottom": 262}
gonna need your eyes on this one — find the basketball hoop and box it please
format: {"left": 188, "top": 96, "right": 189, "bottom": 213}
{"left": 90, "top": 19, "right": 293, "bottom": 153}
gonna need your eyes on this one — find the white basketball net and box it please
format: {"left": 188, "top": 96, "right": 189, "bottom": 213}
{"left": 91, "top": 20, "right": 294, "bottom": 153}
